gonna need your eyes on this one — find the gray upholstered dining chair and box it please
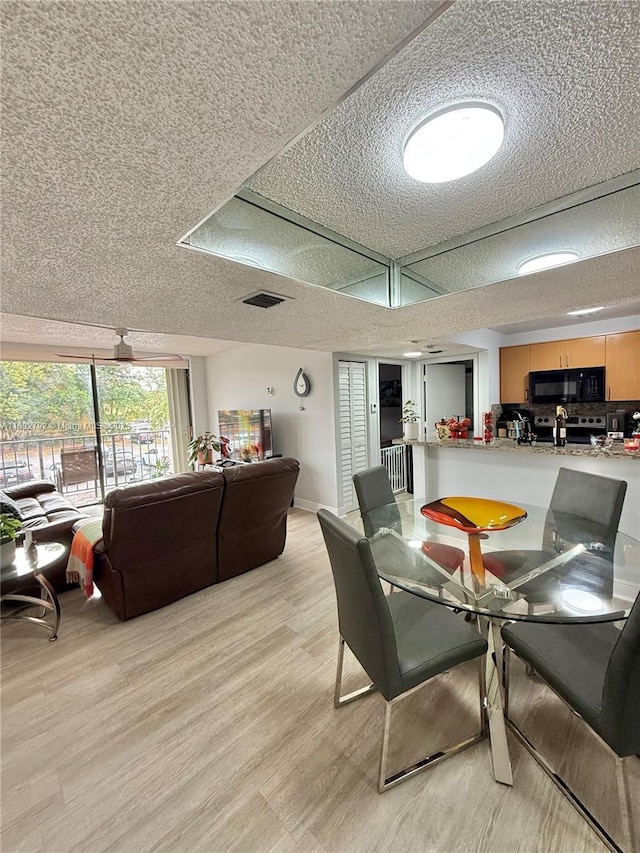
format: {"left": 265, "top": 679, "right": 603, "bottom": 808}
{"left": 484, "top": 467, "right": 627, "bottom": 603}
{"left": 501, "top": 593, "right": 640, "bottom": 853}
{"left": 353, "top": 466, "right": 465, "bottom": 573}
{"left": 317, "top": 508, "right": 488, "bottom": 792}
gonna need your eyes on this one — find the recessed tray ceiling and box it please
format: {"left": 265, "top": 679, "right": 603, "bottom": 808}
{"left": 180, "top": 174, "right": 640, "bottom": 310}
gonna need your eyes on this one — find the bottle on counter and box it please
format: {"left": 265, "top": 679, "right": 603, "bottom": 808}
{"left": 553, "top": 405, "right": 567, "bottom": 447}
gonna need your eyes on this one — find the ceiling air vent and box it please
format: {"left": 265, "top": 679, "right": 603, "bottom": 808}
{"left": 240, "top": 291, "right": 289, "bottom": 309}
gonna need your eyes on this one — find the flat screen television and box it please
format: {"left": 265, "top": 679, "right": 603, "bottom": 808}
{"left": 217, "top": 409, "right": 273, "bottom": 462}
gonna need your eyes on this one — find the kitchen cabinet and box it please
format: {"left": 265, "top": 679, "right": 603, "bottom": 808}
{"left": 606, "top": 330, "right": 640, "bottom": 401}
{"left": 529, "top": 335, "right": 605, "bottom": 370}
{"left": 528, "top": 340, "right": 565, "bottom": 371}
{"left": 500, "top": 332, "right": 638, "bottom": 404}
{"left": 564, "top": 335, "right": 606, "bottom": 367}
{"left": 500, "top": 345, "right": 530, "bottom": 403}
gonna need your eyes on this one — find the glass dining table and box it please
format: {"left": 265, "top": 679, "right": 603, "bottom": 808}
{"left": 353, "top": 496, "right": 640, "bottom": 785}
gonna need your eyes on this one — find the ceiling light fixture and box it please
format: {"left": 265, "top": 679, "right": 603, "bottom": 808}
{"left": 566, "top": 306, "right": 605, "bottom": 317}
{"left": 403, "top": 102, "right": 504, "bottom": 183}
{"left": 518, "top": 251, "right": 579, "bottom": 276}
{"left": 403, "top": 351, "right": 422, "bottom": 358}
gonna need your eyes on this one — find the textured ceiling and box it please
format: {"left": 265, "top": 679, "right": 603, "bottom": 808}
{"left": 1, "top": 0, "right": 638, "bottom": 360}
{"left": 248, "top": 0, "right": 640, "bottom": 259}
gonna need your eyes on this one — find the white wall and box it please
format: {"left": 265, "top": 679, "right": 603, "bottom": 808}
{"left": 188, "top": 356, "right": 210, "bottom": 437}
{"left": 499, "top": 314, "right": 640, "bottom": 347}
{"left": 204, "top": 344, "right": 337, "bottom": 512}
{"left": 450, "top": 329, "right": 504, "bottom": 406}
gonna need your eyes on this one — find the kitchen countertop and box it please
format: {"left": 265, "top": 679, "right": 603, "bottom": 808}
{"left": 396, "top": 438, "right": 640, "bottom": 460}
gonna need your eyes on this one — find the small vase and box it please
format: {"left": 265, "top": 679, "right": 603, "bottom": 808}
{"left": 404, "top": 423, "right": 419, "bottom": 441}
{"left": 0, "top": 539, "right": 16, "bottom": 569}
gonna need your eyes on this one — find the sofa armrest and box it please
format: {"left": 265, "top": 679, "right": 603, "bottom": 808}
{"left": 4, "top": 480, "right": 57, "bottom": 500}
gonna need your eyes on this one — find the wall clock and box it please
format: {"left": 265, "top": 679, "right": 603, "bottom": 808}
{"left": 293, "top": 368, "right": 311, "bottom": 397}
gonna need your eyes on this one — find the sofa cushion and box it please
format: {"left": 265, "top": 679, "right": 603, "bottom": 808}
{"left": 0, "top": 489, "right": 23, "bottom": 521}
{"left": 38, "top": 490, "right": 82, "bottom": 515}
{"left": 12, "top": 496, "right": 47, "bottom": 523}
{"left": 4, "top": 479, "right": 57, "bottom": 500}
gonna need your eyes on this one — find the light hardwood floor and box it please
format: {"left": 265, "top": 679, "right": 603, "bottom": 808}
{"left": 1, "top": 508, "right": 636, "bottom": 852}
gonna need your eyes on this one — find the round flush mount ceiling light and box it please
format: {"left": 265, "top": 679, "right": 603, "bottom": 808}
{"left": 403, "top": 102, "right": 504, "bottom": 183}
{"left": 518, "top": 251, "right": 579, "bottom": 276}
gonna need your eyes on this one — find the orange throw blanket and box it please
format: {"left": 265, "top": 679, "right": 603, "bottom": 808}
{"left": 66, "top": 518, "right": 103, "bottom": 598}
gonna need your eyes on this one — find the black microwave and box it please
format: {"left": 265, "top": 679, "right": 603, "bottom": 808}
{"left": 528, "top": 366, "right": 605, "bottom": 404}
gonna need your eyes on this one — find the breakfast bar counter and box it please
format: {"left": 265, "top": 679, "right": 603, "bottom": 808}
{"left": 398, "top": 438, "right": 640, "bottom": 538}
{"left": 398, "top": 437, "right": 639, "bottom": 460}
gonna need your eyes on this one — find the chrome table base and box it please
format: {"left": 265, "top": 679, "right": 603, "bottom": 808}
{"left": 1, "top": 572, "right": 61, "bottom": 641}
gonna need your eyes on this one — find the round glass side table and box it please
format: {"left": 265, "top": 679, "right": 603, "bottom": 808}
{"left": 1, "top": 542, "right": 65, "bottom": 641}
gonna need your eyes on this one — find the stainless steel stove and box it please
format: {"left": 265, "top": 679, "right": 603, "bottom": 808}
{"left": 534, "top": 414, "right": 607, "bottom": 444}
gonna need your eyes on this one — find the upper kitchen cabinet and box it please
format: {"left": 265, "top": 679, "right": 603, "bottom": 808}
{"left": 500, "top": 345, "right": 530, "bottom": 403}
{"left": 606, "top": 330, "right": 640, "bottom": 401}
{"left": 529, "top": 335, "right": 605, "bottom": 370}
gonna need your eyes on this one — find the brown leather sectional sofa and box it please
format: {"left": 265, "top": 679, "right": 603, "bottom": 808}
{"left": 93, "top": 457, "right": 300, "bottom": 620}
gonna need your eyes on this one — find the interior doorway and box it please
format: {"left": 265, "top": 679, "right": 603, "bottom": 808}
{"left": 424, "top": 359, "right": 475, "bottom": 439}
{"left": 378, "top": 363, "right": 403, "bottom": 447}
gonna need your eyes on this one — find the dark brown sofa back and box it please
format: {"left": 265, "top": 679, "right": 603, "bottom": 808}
{"left": 96, "top": 471, "right": 224, "bottom": 620}
{"left": 217, "top": 457, "right": 299, "bottom": 581}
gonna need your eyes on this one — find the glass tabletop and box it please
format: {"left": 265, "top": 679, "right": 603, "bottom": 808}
{"left": 0, "top": 542, "right": 65, "bottom": 584}
{"left": 354, "top": 498, "right": 640, "bottom": 623}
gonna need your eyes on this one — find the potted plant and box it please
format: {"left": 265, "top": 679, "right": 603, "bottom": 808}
{"left": 400, "top": 400, "right": 419, "bottom": 440}
{"left": 187, "top": 431, "right": 221, "bottom": 466}
{"left": 0, "top": 512, "right": 22, "bottom": 569}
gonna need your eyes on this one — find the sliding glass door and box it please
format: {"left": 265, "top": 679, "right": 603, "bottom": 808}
{"left": 0, "top": 360, "right": 190, "bottom": 507}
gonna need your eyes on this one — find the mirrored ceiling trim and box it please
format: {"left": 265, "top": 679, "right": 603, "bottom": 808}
{"left": 236, "top": 189, "right": 390, "bottom": 265}
{"left": 398, "top": 170, "right": 640, "bottom": 267}
{"left": 179, "top": 190, "right": 394, "bottom": 306}
{"left": 178, "top": 170, "right": 639, "bottom": 311}
{"left": 402, "top": 180, "right": 640, "bottom": 294}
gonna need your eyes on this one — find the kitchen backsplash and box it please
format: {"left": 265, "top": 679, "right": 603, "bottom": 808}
{"left": 491, "top": 401, "right": 640, "bottom": 435}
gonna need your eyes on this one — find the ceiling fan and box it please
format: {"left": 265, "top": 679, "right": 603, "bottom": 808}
{"left": 56, "top": 329, "right": 185, "bottom": 363}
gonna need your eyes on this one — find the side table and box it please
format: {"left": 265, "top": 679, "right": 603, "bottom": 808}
{"left": 0, "top": 542, "right": 65, "bottom": 641}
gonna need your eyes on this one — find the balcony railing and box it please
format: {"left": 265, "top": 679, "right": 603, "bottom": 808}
{"left": 0, "top": 430, "right": 174, "bottom": 506}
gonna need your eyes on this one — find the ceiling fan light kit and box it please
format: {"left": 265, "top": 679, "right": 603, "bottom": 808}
{"left": 56, "top": 329, "right": 184, "bottom": 363}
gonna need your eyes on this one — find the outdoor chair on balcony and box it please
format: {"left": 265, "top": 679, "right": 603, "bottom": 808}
{"left": 58, "top": 448, "right": 99, "bottom": 498}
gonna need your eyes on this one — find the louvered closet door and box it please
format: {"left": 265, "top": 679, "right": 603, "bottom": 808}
{"left": 338, "top": 360, "right": 368, "bottom": 513}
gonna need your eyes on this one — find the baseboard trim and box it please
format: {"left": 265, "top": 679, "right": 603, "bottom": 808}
{"left": 292, "top": 498, "right": 339, "bottom": 515}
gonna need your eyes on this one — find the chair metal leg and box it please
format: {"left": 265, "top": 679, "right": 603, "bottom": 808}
{"left": 334, "top": 635, "right": 377, "bottom": 707}
{"left": 617, "top": 756, "right": 637, "bottom": 853}
{"left": 503, "top": 644, "right": 636, "bottom": 853}
{"left": 377, "top": 660, "right": 487, "bottom": 793}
